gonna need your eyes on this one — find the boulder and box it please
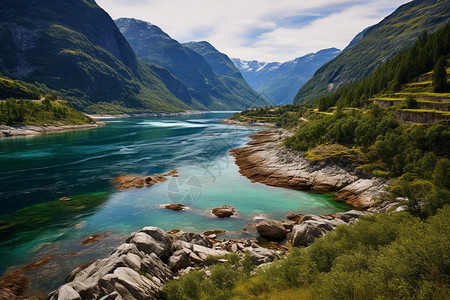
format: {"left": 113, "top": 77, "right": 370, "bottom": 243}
{"left": 250, "top": 248, "right": 280, "bottom": 266}
{"left": 212, "top": 205, "right": 236, "bottom": 218}
{"left": 168, "top": 253, "right": 190, "bottom": 272}
{"left": 285, "top": 213, "right": 304, "bottom": 224}
{"left": 99, "top": 267, "right": 159, "bottom": 300}
{"left": 126, "top": 227, "right": 172, "bottom": 259}
{"left": 256, "top": 219, "right": 287, "bottom": 239}
{"left": 334, "top": 210, "right": 368, "bottom": 223}
{"left": 291, "top": 223, "right": 326, "bottom": 246}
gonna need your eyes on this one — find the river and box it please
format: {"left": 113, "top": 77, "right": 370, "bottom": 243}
{"left": 0, "top": 112, "right": 349, "bottom": 295}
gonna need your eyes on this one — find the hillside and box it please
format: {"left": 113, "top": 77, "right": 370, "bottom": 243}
{"left": 233, "top": 48, "right": 340, "bottom": 105}
{"left": 0, "top": 0, "right": 196, "bottom": 113}
{"left": 295, "top": 0, "right": 450, "bottom": 104}
{"left": 183, "top": 41, "right": 272, "bottom": 107}
{"left": 116, "top": 18, "right": 270, "bottom": 110}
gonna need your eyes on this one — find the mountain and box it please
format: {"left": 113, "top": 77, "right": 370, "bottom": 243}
{"left": 0, "top": 0, "right": 196, "bottom": 113}
{"left": 294, "top": 0, "right": 450, "bottom": 104}
{"left": 232, "top": 48, "right": 340, "bottom": 105}
{"left": 115, "top": 18, "right": 270, "bottom": 110}
{"left": 182, "top": 41, "right": 272, "bottom": 106}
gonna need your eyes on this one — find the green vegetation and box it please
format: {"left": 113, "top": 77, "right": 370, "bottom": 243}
{"left": 0, "top": 0, "right": 199, "bottom": 113}
{"left": 115, "top": 19, "right": 270, "bottom": 110}
{"left": 209, "top": 6, "right": 450, "bottom": 300}
{"left": 295, "top": 0, "right": 450, "bottom": 104}
{"left": 313, "top": 22, "right": 450, "bottom": 111}
{"left": 433, "top": 56, "right": 448, "bottom": 92}
{"left": 162, "top": 207, "right": 450, "bottom": 299}
{"left": 0, "top": 98, "right": 94, "bottom": 125}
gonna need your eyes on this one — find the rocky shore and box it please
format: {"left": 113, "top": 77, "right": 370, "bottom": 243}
{"left": 230, "top": 129, "right": 392, "bottom": 209}
{"left": 0, "top": 122, "right": 104, "bottom": 138}
{"left": 46, "top": 227, "right": 281, "bottom": 300}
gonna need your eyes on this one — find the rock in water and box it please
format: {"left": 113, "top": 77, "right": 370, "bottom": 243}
{"left": 212, "top": 205, "right": 236, "bottom": 218}
{"left": 164, "top": 204, "right": 187, "bottom": 211}
{"left": 256, "top": 219, "right": 287, "bottom": 239}
{"left": 112, "top": 170, "right": 178, "bottom": 190}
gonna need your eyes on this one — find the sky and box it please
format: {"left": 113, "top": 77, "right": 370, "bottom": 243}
{"left": 96, "top": 0, "right": 411, "bottom": 62}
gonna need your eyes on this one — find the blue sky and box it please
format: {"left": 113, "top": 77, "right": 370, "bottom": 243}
{"left": 96, "top": 0, "right": 411, "bottom": 62}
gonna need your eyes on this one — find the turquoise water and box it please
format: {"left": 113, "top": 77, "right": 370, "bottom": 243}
{"left": 0, "top": 113, "right": 349, "bottom": 293}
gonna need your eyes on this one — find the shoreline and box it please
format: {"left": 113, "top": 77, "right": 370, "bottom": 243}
{"left": 85, "top": 109, "right": 209, "bottom": 119}
{"left": 0, "top": 122, "right": 105, "bottom": 138}
{"left": 221, "top": 118, "right": 277, "bottom": 127}
{"left": 229, "top": 128, "right": 392, "bottom": 210}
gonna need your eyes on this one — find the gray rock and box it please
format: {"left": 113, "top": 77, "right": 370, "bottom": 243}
{"left": 126, "top": 227, "right": 172, "bottom": 259}
{"left": 291, "top": 223, "right": 326, "bottom": 246}
{"left": 250, "top": 248, "right": 280, "bottom": 265}
{"left": 99, "top": 267, "right": 159, "bottom": 300}
{"left": 168, "top": 253, "right": 190, "bottom": 272}
{"left": 189, "top": 252, "right": 205, "bottom": 264}
{"left": 334, "top": 210, "right": 368, "bottom": 223}
{"left": 56, "top": 285, "right": 81, "bottom": 300}
{"left": 173, "top": 231, "right": 212, "bottom": 248}
{"left": 256, "top": 219, "right": 287, "bottom": 239}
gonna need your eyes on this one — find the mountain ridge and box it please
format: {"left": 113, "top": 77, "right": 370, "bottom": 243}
{"left": 294, "top": 0, "right": 450, "bottom": 104}
{"left": 0, "top": 0, "right": 199, "bottom": 113}
{"left": 116, "top": 18, "right": 270, "bottom": 110}
{"left": 232, "top": 48, "right": 340, "bottom": 105}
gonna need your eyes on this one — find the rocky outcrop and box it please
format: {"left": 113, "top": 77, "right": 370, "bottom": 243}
{"left": 230, "top": 129, "right": 388, "bottom": 209}
{"left": 211, "top": 205, "right": 236, "bottom": 218}
{"left": 112, "top": 170, "right": 178, "bottom": 190}
{"left": 48, "top": 227, "right": 231, "bottom": 300}
{"left": 256, "top": 219, "right": 287, "bottom": 240}
{"left": 394, "top": 109, "right": 450, "bottom": 124}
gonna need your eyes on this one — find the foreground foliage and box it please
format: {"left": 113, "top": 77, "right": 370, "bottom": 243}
{"left": 162, "top": 206, "right": 450, "bottom": 299}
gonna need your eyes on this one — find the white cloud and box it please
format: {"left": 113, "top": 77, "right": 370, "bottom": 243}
{"left": 96, "top": 0, "right": 411, "bottom": 62}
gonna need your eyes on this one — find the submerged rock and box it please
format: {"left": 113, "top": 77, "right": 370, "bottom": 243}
{"left": 112, "top": 170, "right": 178, "bottom": 190}
{"left": 212, "top": 205, "right": 236, "bottom": 218}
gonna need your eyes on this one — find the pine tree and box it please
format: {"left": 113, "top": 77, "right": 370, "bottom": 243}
{"left": 433, "top": 56, "right": 447, "bottom": 92}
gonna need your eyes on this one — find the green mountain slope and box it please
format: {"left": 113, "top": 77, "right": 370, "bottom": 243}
{"left": 0, "top": 0, "right": 195, "bottom": 113}
{"left": 183, "top": 41, "right": 272, "bottom": 107}
{"left": 183, "top": 41, "right": 243, "bottom": 79}
{"left": 294, "top": 0, "right": 450, "bottom": 104}
{"left": 116, "top": 18, "right": 270, "bottom": 110}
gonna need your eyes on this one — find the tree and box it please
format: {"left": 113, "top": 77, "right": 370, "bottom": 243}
{"left": 433, "top": 56, "right": 447, "bottom": 92}
{"left": 405, "top": 95, "right": 417, "bottom": 109}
